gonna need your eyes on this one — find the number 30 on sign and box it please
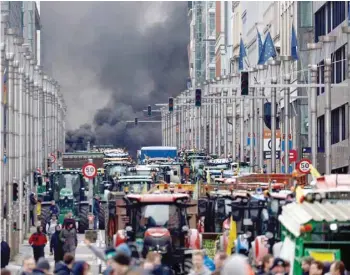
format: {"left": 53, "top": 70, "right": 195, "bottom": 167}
{"left": 82, "top": 163, "right": 97, "bottom": 179}
{"left": 297, "top": 158, "right": 311, "bottom": 174}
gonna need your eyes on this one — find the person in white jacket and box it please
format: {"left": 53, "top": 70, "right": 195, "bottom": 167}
{"left": 46, "top": 214, "right": 58, "bottom": 255}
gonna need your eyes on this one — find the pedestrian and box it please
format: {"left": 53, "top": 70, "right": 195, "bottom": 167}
{"left": 28, "top": 226, "right": 47, "bottom": 262}
{"left": 301, "top": 257, "right": 314, "bottom": 275}
{"left": 54, "top": 253, "right": 75, "bottom": 275}
{"left": 147, "top": 252, "right": 173, "bottom": 275}
{"left": 0, "top": 239, "right": 10, "bottom": 268}
{"left": 309, "top": 261, "right": 324, "bottom": 275}
{"left": 72, "top": 261, "right": 90, "bottom": 275}
{"left": 51, "top": 224, "right": 64, "bottom": 263}
{"left": 212, "top": 251, "right": 227, "bottom": 275}
{"left": 221, "top": 254, "right": 255, "bottom": 275}
{"left": 46, "top": 214, "right": 58, "bottom": 254}
{"left": 60, "top": 222, "right": 78, "bottom": 257}
{"left": 31, "top": 257, "right": 51, "bottom": 275}
{"left": 329, "top": 261, "right": 345, "bottom": 275}
{"left": 188, "top": 251, "right": 211, "bottom": 275}
{"left": 111, "top": 253, "right": 131, "bottom": 275}
{"left": 62, "top": 212, "right": 76, "bottom": 230}
{"left": 19, "top": 255, "right": 36, "bottom": 275}
{"left": 29, "top": 193, "right": 37, "bottom": 227}
{"left": 49, "top": 200, "right": 60, "bottom": 217}
{"left": 256, "top": 254, "right": 274, "bottom": 275}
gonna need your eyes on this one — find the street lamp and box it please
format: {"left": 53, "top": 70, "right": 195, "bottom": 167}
{"left": 319, "top": 35, "right": 336, "bottom": 174}
{"left": 268, "top": 59, "right": 281, "bottom": 173}
{"left": 210, "top": 78, "right": 216, "bottom": 154}
{"left": 306, "top": 42, "right": 322, "bottom": 168}
{"left": 222, "top": 74, "right": 228, "bottom": 156}
{"left": 229, "top": 72, "right": 240, "bottom": 160}
{"left": 249, "top": 67, "right": 258, "bottom": 168}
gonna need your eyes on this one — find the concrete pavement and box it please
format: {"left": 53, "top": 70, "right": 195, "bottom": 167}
{"left": 6, "top": 227, "right": 106, "bottom": 274}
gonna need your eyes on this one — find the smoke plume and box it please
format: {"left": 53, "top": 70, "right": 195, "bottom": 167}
{"left": 40, "top": 2, "right": 189, "bottom": 154}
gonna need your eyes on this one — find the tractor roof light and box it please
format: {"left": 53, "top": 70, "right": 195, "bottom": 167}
{"left": 329, "top": 223, "right": 338, "bottom": 231}
{"left": 300, "top": 223, "right": 313, "bottom": 233}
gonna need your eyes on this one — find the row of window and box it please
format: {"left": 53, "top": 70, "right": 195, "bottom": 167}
{"left": 314, "top": 1, "right": 346, "bottom": 42}
{"left": 317, "top": 104, "right": 347, "bottom": 148}
{"left": 317, "top": 45, "right": 347, "bottom": 96}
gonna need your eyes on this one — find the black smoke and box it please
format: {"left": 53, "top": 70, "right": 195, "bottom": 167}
{"left": 41, "top": 2, "right": 189, "bottom": 155}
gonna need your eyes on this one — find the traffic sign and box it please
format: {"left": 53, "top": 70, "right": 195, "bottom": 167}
{"left": 49, "top": 153, "right": 56, "bottom": 164}
{"left": 82, "top": 162, "right": 97, "bottom": 179}
{"left": 282, "top": 149, "right": 298, "bottom": 163}
{"left": 297, "top": 158, "right": 311, "bottom": 174}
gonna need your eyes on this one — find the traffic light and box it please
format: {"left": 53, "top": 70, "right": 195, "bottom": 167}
{"left": 147, "top": 105, "right": 152, "bottom": 117}
{"left": 168, "top": 97, "right": 174, "bottom": 112}
{"left": 135, "top": 118, "right": 138, "bottom": 125}
{"left": 195, "top": 89, "right": 202, "bottom": 107}
{"left": 13, "top": 182, "right": 18, "bottom": 201}
{"left": 241, "top": 71, "right": 249, "bottom": 95}
{"left": 47, "top": 158, "right": 51, "bottom": 170}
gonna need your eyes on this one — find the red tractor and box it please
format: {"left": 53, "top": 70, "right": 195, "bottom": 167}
{"left": 108, "top": 193, "right": 201, "bottom": 274}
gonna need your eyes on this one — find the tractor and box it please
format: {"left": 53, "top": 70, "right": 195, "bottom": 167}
{"left": 107, "top": 193, "right": 200, "bottom": 274}
{"left": 116, "top": 175, "right": 153, "bottom": 193}
{"left": 39, "top": 169, "right": 90, "bottom": 233}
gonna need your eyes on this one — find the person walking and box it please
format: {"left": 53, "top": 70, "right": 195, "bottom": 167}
{"left": 1, "top": 239, "right": 10, "bottom": 268}
{"left": 50, "top": 224, "right": 64, "bottom": 263}
{"left": 60, "top": 222, "right": 78, "bottom": 257}
{"left": 93, "top": 195, "right": 100, "bottom": 230}
{"left": 46, "top": 214, "right": 58, "bottom": 254}
{"left": 18, "top": 256, "right": 35, "bottom": 275}
{"left": 54, "top": 253, "right": 75, "bottom": 275}
{"left": 28, "top": 226, "right": 47, "bottom": 262}
{"left": 29, "top": 193, "right": 37, "bottom": 227}
{"left": 49, "top": 200, "right": 60, "bottom": 218}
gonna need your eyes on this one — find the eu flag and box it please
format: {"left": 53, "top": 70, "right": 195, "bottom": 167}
{"left": 257, "top": 28, "right": 263, "bottom": 60}
{"left": 239, "top": 37, "right": 247, "bottom": 71}
{"left": 258, "top": 32, "right": 276, "bottom": 65}
{"left": 291, "top": 25, "right": 298, "bottom": 60}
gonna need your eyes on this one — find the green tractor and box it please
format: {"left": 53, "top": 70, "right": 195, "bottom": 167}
{"left": 39, "top": 169, "right": 90, "bottom": 233}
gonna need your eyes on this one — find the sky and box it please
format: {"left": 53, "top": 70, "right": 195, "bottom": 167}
{"left": 41, "top": 1, "right": 189, "bottom": 154}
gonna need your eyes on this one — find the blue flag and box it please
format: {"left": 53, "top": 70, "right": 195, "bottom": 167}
{"left": 239, "top": 37, "right": 247, "bottom": 71}
{"left": 257, "top": 28, "right": 263, "bottom": 59}
{"left": 291, "top": 25, "right": 298, "bottom": 60}
{"left": 258, "top": 32, "right": 276, "bottom": 65}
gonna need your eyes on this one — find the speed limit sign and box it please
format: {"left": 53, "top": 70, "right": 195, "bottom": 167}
{"left": 297, "top": 158, "right": 311, "bottom": 174}
{"left": 82, "top": 163, "right": 97, "bottom": 179}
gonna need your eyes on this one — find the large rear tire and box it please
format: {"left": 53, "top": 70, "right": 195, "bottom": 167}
{"left": 98, "top": 202, "right": 106, "bottom": 230}
{"left": 78, "top": 203, "right": 89, "bottom": 233}
{"left": 40, "top": 203, "right": 51, "bottom": 234}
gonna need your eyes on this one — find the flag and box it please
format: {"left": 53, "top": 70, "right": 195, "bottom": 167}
{"left": 291, "top": 24, "right": 298, "bottom": 60}
{"left": 226, "top": 217, "right": 237, "bottom": 255}
{"left": 239, "top": 37, "right": 247, "bottom": 71}
{"left": 258, "top": 32, "right": 276, "bottom": 65}
{"left": 257, "top": 27, "right": 263, "bottom": 59}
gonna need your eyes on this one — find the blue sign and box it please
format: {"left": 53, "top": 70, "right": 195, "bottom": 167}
{"left": 281, "top": 165, "right": 293, "bottom": 173}
{"left": 247, "top": 137, "right": 256, "bottom": 146}
{"left": 281, "top": 139, "right": 293, "bottom": 151}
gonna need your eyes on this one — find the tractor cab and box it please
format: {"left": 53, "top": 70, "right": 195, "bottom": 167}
{"left": 114, "top": 193, "right": 200, "bottom": 274}
{"left": 127, "top": 166, "right": 160, "bottom": 182}
{"left": 276, "top": 201, "right": 350, "bottom": 274}
{"left": 116, "top": 175, "right": 153, "bottom": 193}
{"left": 104, "top": 161, "right": 132, "bottom": 185}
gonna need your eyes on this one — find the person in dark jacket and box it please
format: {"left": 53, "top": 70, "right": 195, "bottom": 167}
{"left": 51, "top": 224, "right": 64, "bottom": 263}
{"left": 60, "top": 222, "right": 78, "bottom": 257}
{"left": 49, "top": 200, "right": 60, "bottom": 217}
{"left": 19, "top": 255, "right": 36, "bottom": 275}
{"left": 72, "top": 261, "right": 90, "bottom": 275}
{"left": 31, "top": 257, "right": 51, "bottom": 275}
{"left": 62, "top": 212, "right": 77, "bottom": 230}
{"left": 54, "top": 253, "right": 75, "bottom": 275}
{"left": 29, "top": 193, "right": 37, "bottom": 227}
{"left": 0, "top": 240, "right": 10, "bottom": 268}
{"left": 28, "top": 226, "right": 47, "bottom": 262}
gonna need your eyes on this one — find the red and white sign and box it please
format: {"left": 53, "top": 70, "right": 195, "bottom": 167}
{"left": 49, "top": 153, "right": 56, "bottom": 164}
{"left": 297, "top": 158, "right": 311, "bottom": 174}
{"left": 82, "top": 162, "right": 97, "bottom": 179}
{"left": 282, "top": 149, "right": 298, "bottom": 163}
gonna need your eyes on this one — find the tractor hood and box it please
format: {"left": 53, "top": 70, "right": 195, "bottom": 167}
{"left": 59, "top": 188, "right": 73, "bottom": 198}
{"left": 144, "top": 227, "right": 171, "bottom": 238}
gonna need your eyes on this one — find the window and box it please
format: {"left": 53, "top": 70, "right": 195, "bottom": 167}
{"left": 318, "top": 115, "right": 325, "bottom": 149}
{"left": 209, "top": 13, "right": 215, "bottom": 33}
{"left": 315, "top": 4, "right": 326, "bottom": 42}
{"left": 299, "top": 1, "right": 313, "bottom": 27}
{"left": 332, "top": 1, "right": 345, "bottom": 29}
{"left": 341, "top": 105, "right": 346, "bottom": 141}
{"left": 331, "top": 107, "right": 340, "bottom": 144}
{"left": 317, "top": 60, "right": 325, "bottom": 96}
{"left": 331, "top": 45, "right": 346, "bottom": 84}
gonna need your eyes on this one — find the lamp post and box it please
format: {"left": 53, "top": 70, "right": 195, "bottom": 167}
{"left": 268, "top": 59, "right": 281, "bottom": 173}
{"left": 257, "top": 65, "right": 267, "bottom": 170}
{"left": 222, "top": 75, "right": 228, "bottom": 156}
{"left": 215, "top": 76, "right": 221, "bottom": 155}
{"left": 231, "top": 73, "right": 239, "bottom": 160}
{"left": 5, "top": 27, "right": 15, "bottom": 252}
{"left": 249, "top": 67, "right": 258, "bottom": 168}
{"left": 319, "top": 35, "right": 336, "bottom": 174}
{"left": 240, "top": 86, "right": 245, "bottom": 162}
{"left": 280, "top": 55, "right": 292, "bottom": 173}
{"left": 306, "top": 42, "right": 322, "bottom": 168}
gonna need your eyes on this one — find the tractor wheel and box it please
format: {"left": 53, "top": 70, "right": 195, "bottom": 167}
{"left": 40, "top": 203, "right": 52, "bottom": 233}
{"left": 98, "top": 202, "right": 106, "bottom": 230}
{"left": 183, "top": 256, "right": 193, "bottom": 275}
{"left": 78, "top": 203, "right": 89, "bottom": 233}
